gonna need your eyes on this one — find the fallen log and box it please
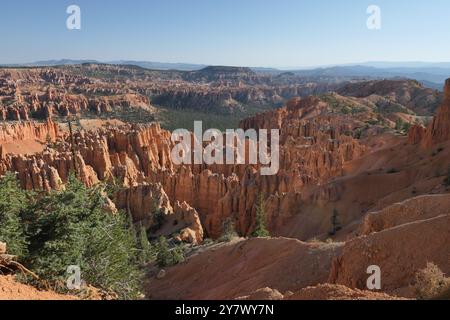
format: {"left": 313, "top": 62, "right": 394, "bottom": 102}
{"left": 0, "top": 254, "right": 18, "bottom": 264}
{"left": 0, "top": 251, "right": 39, "bottom": 280}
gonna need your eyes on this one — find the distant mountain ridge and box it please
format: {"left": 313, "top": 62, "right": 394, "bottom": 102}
{"left": 2, "top": 59, "right": 450, "bottom": 89}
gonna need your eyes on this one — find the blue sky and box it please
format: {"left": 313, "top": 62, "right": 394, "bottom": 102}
{"left": 1, "top": 0, "right": 450, "bottom": 67}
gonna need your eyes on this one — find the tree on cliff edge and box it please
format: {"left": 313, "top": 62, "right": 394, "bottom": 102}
{"left": 252, "top": 195, "right": 270, "bottom": 238}
{"left": 329, "top": 208, "right": 342, "bottom": 236}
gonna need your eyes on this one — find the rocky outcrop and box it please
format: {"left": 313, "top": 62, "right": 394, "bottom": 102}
{"left": 407, "top": 124, "right": 426, "bottom": 145}
{"left": 0, "top": 119, "right": 60, "bottom": 144}
{"left": 408, "top": 78, "right": 450, "bottom": 147}
{"left": 116, "top": 183, "right": 204, "bottom": 244}
{"left": 422, "top": 79, "right": 450, "bottom": 147}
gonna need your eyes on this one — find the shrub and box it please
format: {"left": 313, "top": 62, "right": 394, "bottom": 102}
{"left": 354, "top": 128, "right": 363, "bottom": 140}
{"left": 395, "top": 119, "right": 404, "bottom": 131}
{"left": 156, "top": 236, "right": 185, "bottom": 268}
{"left": 218, "top": 218, "right": 238, "bottom": 243}
{"left": 414, "top": 262, "right": 449, "bottom": 300}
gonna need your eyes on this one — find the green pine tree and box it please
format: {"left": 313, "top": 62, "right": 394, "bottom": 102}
{"left": 137, "top": 224, "right": 154, "bottom": 266}
{"left": 26, "top": 175, "right": 144, "bottom": 299}
{"left": 252, "top": 195, "right": 270, "bottom": 238}
{"left": 0, "top": 172, "right": 29, "bottom": 258}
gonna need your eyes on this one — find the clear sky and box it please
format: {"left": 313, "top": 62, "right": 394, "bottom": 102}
{"left": 1, "top": 0, "right": 450, "bottom": 67}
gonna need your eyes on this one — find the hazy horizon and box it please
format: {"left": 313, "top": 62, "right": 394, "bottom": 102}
{"left": 4, "top": 59, "right": 450, "bottom": 71}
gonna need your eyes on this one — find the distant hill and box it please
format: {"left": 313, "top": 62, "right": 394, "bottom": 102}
{"left": 110, "top": 60, "right": 206, "bottom": 71}
{"left": 183, "top": 66, "right": 258, "bottom": 82}
{"left": 1, "top": 59, "right": 206, "bottom": 71}
{"left": 290, "top": 65, "right": 450, "bottom": 89}
{"left": 25, "top": 59, "right": 100, "bottom": 66}
{"left": 359, "top": 61, "right": 450, "bottom": 69}
{"left": 2, "top": 59, "right": 449, "bottom": 89}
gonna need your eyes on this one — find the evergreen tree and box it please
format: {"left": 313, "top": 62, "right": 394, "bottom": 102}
{"left": 26, "top": 175, "right": 143, "bottom": 299}
{"left": 0, "top": 172, "right": 28, "bottom": 258}
{"left": 83, "top": 209, "right": 143, "bottom": 299}
{"left": 252, "top": 195, "right": 270, "bottom": 238}
{"left": 137, "top": 224, "right": 154, "bottom": 266}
